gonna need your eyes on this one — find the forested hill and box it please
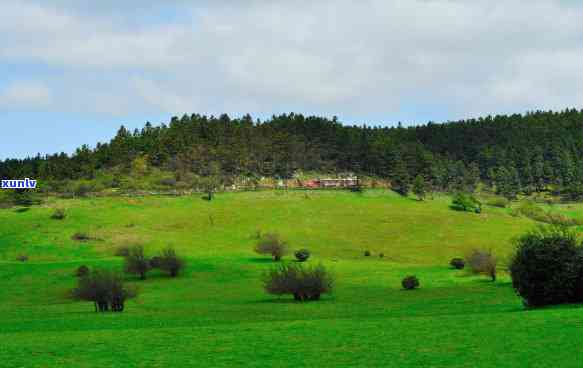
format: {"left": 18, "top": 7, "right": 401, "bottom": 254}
{"left": 3, "top": 109, "right": 583, "bottom": 197}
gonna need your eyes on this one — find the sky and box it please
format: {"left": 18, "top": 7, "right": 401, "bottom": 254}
{"left": 2, "top": 0, "right": 583, "bottom": 159}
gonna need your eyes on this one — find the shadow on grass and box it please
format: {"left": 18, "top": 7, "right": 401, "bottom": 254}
{"left": 247, "top": 297, "right": 336, "bottom": 305}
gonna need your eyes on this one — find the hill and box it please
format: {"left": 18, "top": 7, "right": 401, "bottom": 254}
{"left": 4, "top": 109, "right": 583, "bottom": 200}
{"left": 2, "top": 190, "right": 583, "bottom": 366}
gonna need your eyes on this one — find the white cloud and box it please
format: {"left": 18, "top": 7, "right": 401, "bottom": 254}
{"left": 0, "top": 81, "right": 51, "bottom": 109}
{"left": 1, "top": 0, "right": 583, "bottom": 121}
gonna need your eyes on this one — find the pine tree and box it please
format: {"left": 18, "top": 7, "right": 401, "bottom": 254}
{"left": 391, "top": 157, "right": 410, "bottom": 197}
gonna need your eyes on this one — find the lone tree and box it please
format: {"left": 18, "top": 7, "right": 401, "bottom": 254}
{"left": 391, "top": 159, "right": 410, "bottom": 197}
{"left": 72, "top": 268, "right": 136, "bottom": 312}
{"left": 124, "top": 245, "right": 151, "bottom": 280}
{"left": 158, "top": 247, "right": 185, "bottom": 277}
{"left": 466, "top": 249, "right": 497, "bottom": 281}
{"left": 255, "top": 233, "right": 288, "bottom": 261}
{"left": 263, "top": 263, "right": 333, "bottom": 301}
{"left": 412, "top": 175, "right": 427, "bottom": 201}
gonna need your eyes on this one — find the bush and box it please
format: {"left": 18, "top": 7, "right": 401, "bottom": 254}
{"left": 379, "top": 253, "right": 385, "bottom": 258}
{"left": 51, "top": 208, "right": 66, "bottom": 220}
{"left": 76, "top": 265, "right": 90, "bottom": 277}
{"left": 72, "top": 268, "right": 137, "bottom": 312}
{"left": 72, "top": 232, "right": 92, "bottom": 242}
{"left": 402, "top": 275, "right": 420, "bottom": 290}
{"left": 294, "top": 249, "right": 311, "bottom": 262}
{"left": 364, "top": 250, "right": 371, "bottom": 257}
{"left": 449, "top": 258, "right": 465, "bottom": 270}
{"left": 509, "top": 226, "right": 583, "bottom": 307}
{"left": 263, "top": 263, "right": 333, "bottom": 301}
{"left": 254, "top": 233, "right": 288, "bottom": 261}
{"left": 16, "top": 254, "right": 28, "bottom": 262}
{"left": 123, "top": 245, "right": 151, "bottom": 280}
{"left": 114, "top": 245, "right": 131, "bottom": 257}
{"left": 466, "top": 249, "right": 497, "bottom": 281}
{"left": 158, "top": 247, "right": 185, "bottom": 277}
{"left": 451, "top": 193, "right": 482, "bottom": 213}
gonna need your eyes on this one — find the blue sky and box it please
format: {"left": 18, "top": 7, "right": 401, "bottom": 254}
{"left": 2, "top": 0, "right": 583, "bottom": 159}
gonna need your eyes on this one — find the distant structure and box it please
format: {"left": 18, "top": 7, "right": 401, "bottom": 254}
{"left": 304, "top": 177, "right": 359, "bottom": 189}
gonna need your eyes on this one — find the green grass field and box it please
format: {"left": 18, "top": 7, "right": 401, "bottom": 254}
{"left": 2, "top": 190, "right": 583, "bottom": 367}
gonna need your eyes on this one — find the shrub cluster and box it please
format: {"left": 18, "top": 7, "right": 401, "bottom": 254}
{"left": 451, "top": 193, "right": 482, "bottom": 213}
{"left": 72, "top": 268, "right": 136, "bottom": 312}
{"left": 255, "top": 233, "right": 288, "bottom": 261}
{"left": 263, "top": 263, "right": 333, "bottom": 301}
{"left": 510, "top": 201, "right": 583, "bottom": 226}
{"left": 124, "top": 245, "right": 151, "bottom": 280}
{"left": 509, "top": 226, "right": 583, "bottom": 307}
{"left": 123, "top": 245, "right": 185, "bottom": 279}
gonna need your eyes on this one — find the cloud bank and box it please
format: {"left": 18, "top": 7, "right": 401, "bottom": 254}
{"left": 1, "top": 0, "right": 583, "bottom": 123}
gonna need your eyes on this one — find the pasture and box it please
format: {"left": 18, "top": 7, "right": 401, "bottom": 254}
{"left": 1, "top": 190, "right": 582, "bottom": 367}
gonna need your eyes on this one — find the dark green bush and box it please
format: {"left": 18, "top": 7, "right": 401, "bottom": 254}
{"left": 72, "top": 232, "right": 92, "bottom": 241}
{"left": 402, "top": 275, "right": 420, "bottom": 290}
{"left": 509, "top": 226, "right": 583, "bottom": 307}
{"left": 72, "top": 268, "right": 137, "bottom": 312}
{"left": 123, "top": 245, "right": 151, "bottom": 280}
{"left": 294, "top": 249, "right": 311, "bottom": 262}
{"left": 449, "top": 258, "right": 465, "bottom": 270}
{"left": 254, "top": 233, "right": 288, "bottom": 261}
{"left": 364, "top": 250, "right": 371, "bottom": 257}
{"left": 263, "top": 263, "right": 333, "bottom": 301}
{"left": 379, "top": 253, "right": 385, "bottom": 258}
{"left": 158, "top": 247, "right": 185, "bottom": 277}
{"left": 114, "top": 245, "right": 131, "bottom": 257}
{"left": 149, "top": 256, "right": 162, "bottom": 268}
{"left": 16, "top": 254, "right": 28, "bottom": 262}
{"left": 51, "top": 208, "right": 66, "bottom": 220}
{"left": 76, "top": 265, "right": 90, "bottom": 277}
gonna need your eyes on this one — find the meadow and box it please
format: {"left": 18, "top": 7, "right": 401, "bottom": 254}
{"left": 1, "top": 190, "right": 583, "bottom": 367}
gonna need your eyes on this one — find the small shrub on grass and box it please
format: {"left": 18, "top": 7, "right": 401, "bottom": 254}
{"left": 466, "top": 249, "right": 497, "bottom": 281}
{"left": 72, "top": 232, "right": 91, "bottom": 242}
{"left": 51, "top": 208, "right": 66, "bottom": 220}
{"left": 402, "top": 275, "right": 420, "bottom": 290}
{"left": 76, "top": 265, "right": 90, "bottom": 277}
{"left": 16, "top": 255, "right": 28, "bottom": 262}
{"left": 364, "top": 250, "right": 371, "bottom": 257}
{"left": 449, "top": 258, "right": 465, "bottom": 270}
{"left": 263, "top": 263, "right": 333, "bottom": 301}
{"left": 254, "top": 233, "right": 288, "bottom": 261}
{"left": 114, "top": 245, "right": 131, "bottom": 257}
{"left": 123, "top": 245, "right": 151, "bottom": 280}
{"left": 72, "top": 268, "right": 137, "bottom": 312}
{"left": 158, "top": 247, "right": 185, "bottom": 277}
{"left": 509, "top": 226, "right": 583, "bottom": 307}
{"left": 294, "top": 249, "right": 311, "bottom": 262}
{"left": 379, "top": 253, "right": 385, "bottom": 258}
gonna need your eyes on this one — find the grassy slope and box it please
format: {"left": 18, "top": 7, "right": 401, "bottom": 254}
{"left": 1, "top": 190, "right": 582, "bottom": 367}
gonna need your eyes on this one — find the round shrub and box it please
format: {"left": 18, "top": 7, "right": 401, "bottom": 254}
{"left": 51, "top": 208, "right": 66, "bottom": 220}
{"left": 449, "top": 258, "right": 465, "bottom": 270}
{"left": 294, "top": 249, "right": 311, "bottom": 262}
{"left": 402, "top": 275, "right": 420, "bottom": 290}
{"left": 254, "top": 233, "right": 288, "bottom": 261}
{"left": 263, "top": 263, "right": 333, "bottom": 301}
{"left": 379, "top": 253, "right": 384, "bottom": 258}
{"left": 76, "top": 265, "right": 90, "bottom": 277}
{"left": 16, "top": 254, "right": 28, "bottom": 262}
{"left": 509, "top": 226, "right": 583, "bottom": 307}
{"left": 364, "top": 250, "right": 371, "bottom": 257}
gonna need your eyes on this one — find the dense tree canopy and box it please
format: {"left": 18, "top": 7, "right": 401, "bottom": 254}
{"left": 3, "top": 109, "right": 583, "bottom": 195}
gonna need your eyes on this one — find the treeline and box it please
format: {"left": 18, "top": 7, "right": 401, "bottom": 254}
{"left": 4, "top": 109, "right": 583, "bottom": 198}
